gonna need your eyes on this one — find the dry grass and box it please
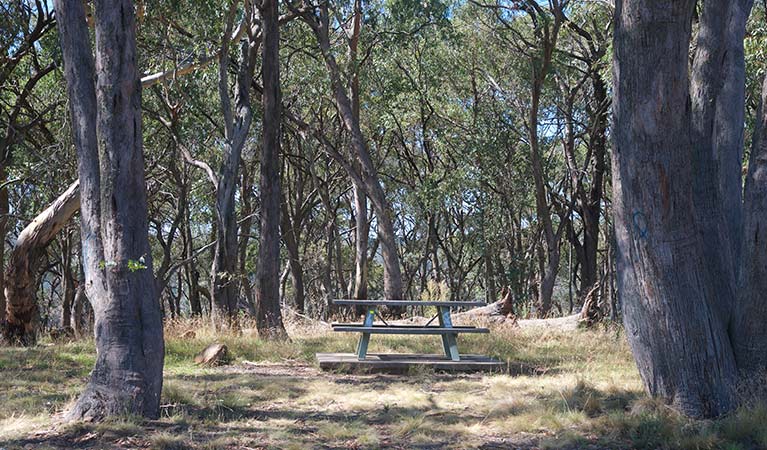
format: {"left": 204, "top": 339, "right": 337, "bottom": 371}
{"left": 0, "top": 319, "right": 765, "bottom": 449}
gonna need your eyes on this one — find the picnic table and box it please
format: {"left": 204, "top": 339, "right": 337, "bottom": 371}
{"left": 332, "top": 299, "right": 489, "bottom": 361}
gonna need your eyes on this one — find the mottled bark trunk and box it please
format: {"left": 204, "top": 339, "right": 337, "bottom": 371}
{"left": 733, "top": 72, "right": 767, "bottom": 375}
{"left": 255, "top": 0, "right": 287, "bottom": 340}
{"left": 3, "top": 181, "right": 80, "bottom": 344}
{"left": 689, "top": 0, "right": 753, "bottom": 320}
{"left": 612, "top": 0, "right": 737, "bottom": 418}
{"left": 211, "top": 179, "right": 240, "bottom": 321}
{"left": 56, "top": 0, "right": 164, "bottom": 421}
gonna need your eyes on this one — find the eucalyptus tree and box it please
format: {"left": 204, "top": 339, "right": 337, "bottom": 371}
{"left": 255, "top": 0, "right": 288, "bottom": 339}
{"left": 291, "top": 0, "right": 404, "bottom": 301}
{"left": 472, "top": 0, "right": 570, "bottom": 316}
{"left": 611, "top": 0, "right": 767, "bottom": 418}
{"left": 552, "top": 2, "right": 611, "bottom": 313}
{"left": 55, "top": 0, "right": 163, "bottom": 420}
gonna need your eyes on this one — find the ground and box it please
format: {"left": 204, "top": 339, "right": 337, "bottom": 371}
{"left": 1, "top": 320, "right": 766, "bottom": 450}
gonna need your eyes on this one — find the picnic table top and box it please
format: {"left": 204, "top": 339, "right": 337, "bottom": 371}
{"left": 332, "top": 299, "right": 487, "bottom": 308}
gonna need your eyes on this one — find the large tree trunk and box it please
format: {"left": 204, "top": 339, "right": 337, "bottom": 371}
{"left": 56, "top": 0, "right": 164, "bottom": 421}
{"left": 733, "top": 72, "right": 767, "bottom": 375}
{"left": 3, "top": 181, "right": 80, "bottom": 344}
{"left": 612, "top": 0, "right": 738, "bottom": 418}
{"left": 255, "top": 0, "right": 287, "bottom": 340}
{"left": 689, "top": 0, "right": 753, "bottom": 322}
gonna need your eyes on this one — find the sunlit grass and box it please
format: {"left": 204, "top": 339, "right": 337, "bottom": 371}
{"left": 0, "top": 319, "right": 766, "bottom": 449}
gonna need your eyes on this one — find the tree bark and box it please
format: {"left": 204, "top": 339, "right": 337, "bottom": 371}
{"left": 612, "top": 0, "right": 738, "bottom": 418}
{"left": 689, "top": 0, "right": 753, "bottom": 321}
{"left": 733, "top": 72, "right": 767, "bottom": 375}
{"left": 56, "top": 0, "right": 164, "bottom": 421}
{"left": 3, "top": 181, "right": 80, "bottom": 344}
{"left": 255, "top": 0, "right": 287, "bottom": 340}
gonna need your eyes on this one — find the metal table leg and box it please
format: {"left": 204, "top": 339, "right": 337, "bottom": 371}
{"left": 438, "top": 306, "right": 460, "bottom": 361}
{"left": 356, "top": 307, "right": 375, "bottom": 360}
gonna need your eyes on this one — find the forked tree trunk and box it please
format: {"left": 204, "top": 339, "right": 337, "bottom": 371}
{"left": 612, "top": 0, "right": 738, "bottom": 418}
{"left": 55, "top": 0, "right": 164, "bottom": 421}
{"left": 255, "top": 0, "right": 287, "bottom": 340}
{"left": 3, "top": 181, "right": 80, "bottom": 344}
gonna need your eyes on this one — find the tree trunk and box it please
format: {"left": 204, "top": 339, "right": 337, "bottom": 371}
{"left": 62, "top": 231, "right": 75, "bottom": 329}
{"left": 0, "top": 163, "right": 8, "bottom": 325}
{"left": 612, "top": 0, "right": 737, "bottom": 418}
{"left": 255, "top": 0, "right": 287, "bottom": 340}
{"left": 211, "top": 3, "right": 257, "bottom": 326}
{"left": 56, "top": 0, "right": 164, "bottom": 421}
{"left": 3, "top": 181, "right": 80, "bottom": 344}
{"left": 303, "top": 6, "right": 403, "bottom": 301}
{"left": 733, "top": 72, "right": 767, "bottom": 375}
{"left": 689, "top": 0, "right": 753, "bottom": 322}
{"left": 73, "top": 283, "right": 86, "bottom": 338}
{"left": 526, "top": 7, "right": 563, "bottom": 317}
{"left": 349, "top": 0, "right": 369, "bottom": 304}
{"left": 280, "top": 196, "right": 305, "bottom": 313}
{"left": 184, "top": 185, "right": 202, "bottom": 316}
{"left": 581, "top": 70, "right": 608, "bottom": 299}
{"left": 238, "top": 162, "right": 256, "bottom": 315}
